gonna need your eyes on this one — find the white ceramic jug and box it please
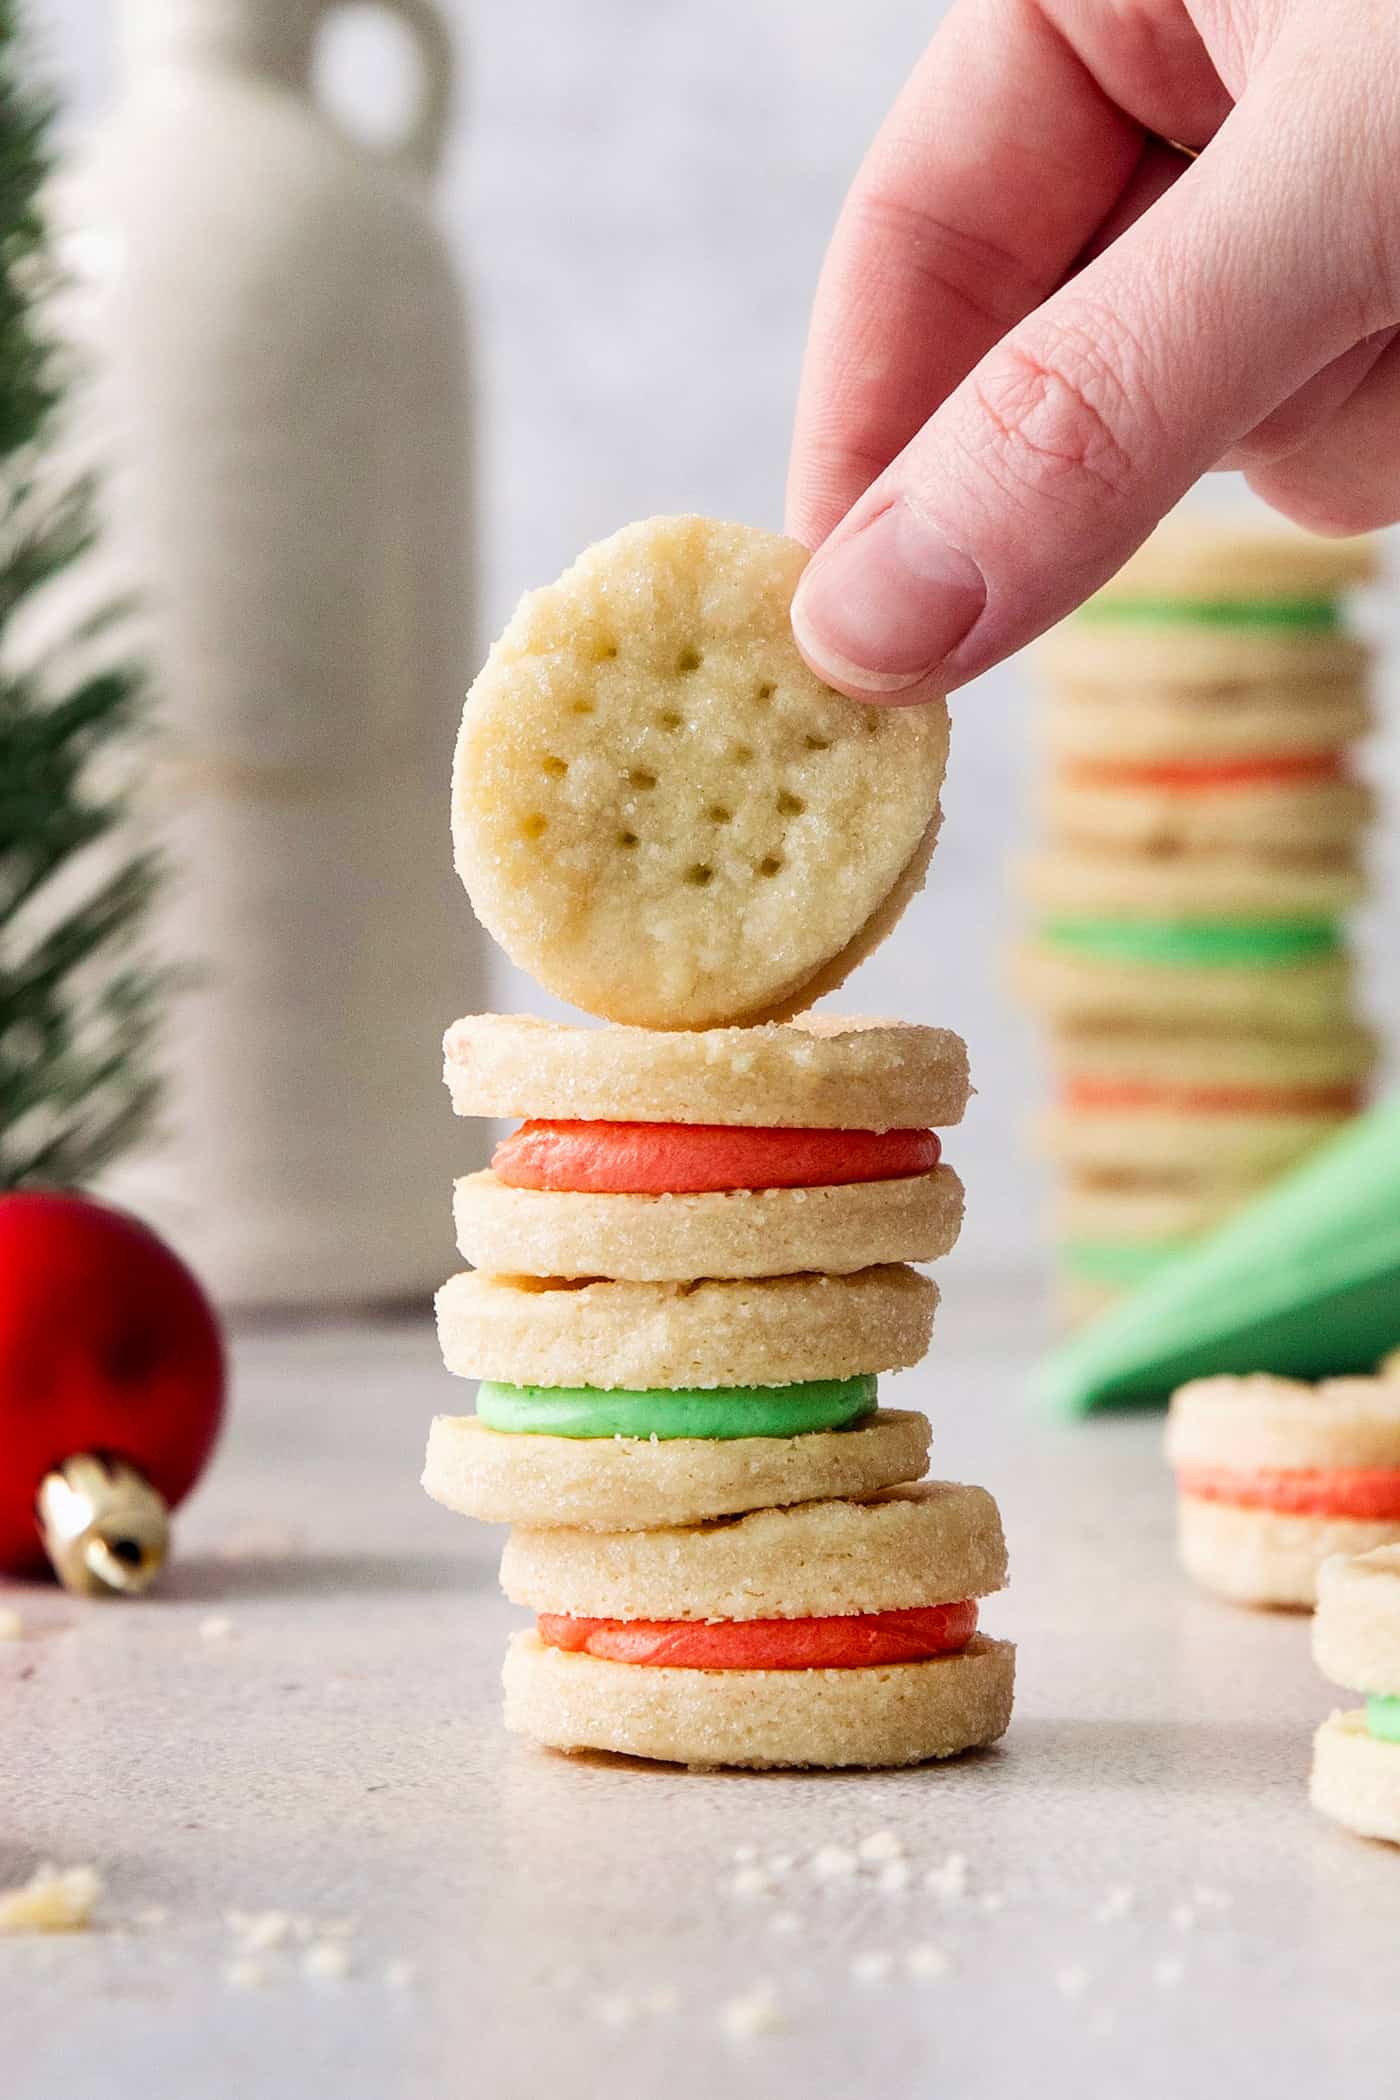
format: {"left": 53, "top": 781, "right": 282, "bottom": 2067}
{"left": 62, "top": 0, "right": 480, "bottom": 1307}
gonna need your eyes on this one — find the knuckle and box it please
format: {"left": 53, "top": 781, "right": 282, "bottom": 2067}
{"left": 965, "top": 311, "right": 1152, "bottom": 510}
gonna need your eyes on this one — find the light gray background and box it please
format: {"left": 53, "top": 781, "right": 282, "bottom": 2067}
{"left": 36, "top": 0, "right": 1400, "bottom": 1276}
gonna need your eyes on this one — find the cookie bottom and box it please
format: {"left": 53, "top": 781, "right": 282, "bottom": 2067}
{"left": 502, "top": 1628, "right": 1015, "bottom": 1769}
{"left": 1177, "top": 1495, "right": 1400, "bottom": 1608}
{"left": 1310, "top": 1710, "right": 1400, "bottom": 1844}
{"left": 421, "top": 1408, "right": 930, "bottom": 1530}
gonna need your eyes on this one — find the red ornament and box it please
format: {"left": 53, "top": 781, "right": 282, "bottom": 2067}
{"left": 0, "top": 1192, "right": 225, "bottom": 1587}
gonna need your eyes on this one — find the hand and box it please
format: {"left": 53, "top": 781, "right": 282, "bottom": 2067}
{"left": 787, "top": 0, "right": 1400, "bottom": 703}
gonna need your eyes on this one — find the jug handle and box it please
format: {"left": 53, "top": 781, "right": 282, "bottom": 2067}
{"left": 318, "top": 0, "right": 454, "bottom": 180}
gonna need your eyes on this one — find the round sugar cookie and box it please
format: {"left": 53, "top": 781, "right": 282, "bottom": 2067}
{"left": 1040, "top": 682, "right": 1371, "bottom": 762}
{"left": 1313, "top": 1546, "right": 1400, "bottom": 1692}
{"left": 421, "top": 1407, "right": 931, "bottom": 1531}
{"left": 1088, "top": 519, "right": 1378, "bottom": 601}
{"left": 1040, "top": 627, "right": 1368, "bottom": 690}
{"left": 503, "top": 1628, "right": 1015, "bottom": 1770}
{"left": 1014, "top": 946, "right": 1352, "bottom": 1035}
{"left": 1023, "top": 847, "right": 1364, "bottom": 921}
{"left": 1040, "top": 1106, "right": 1348, "bottom": 1185}
{"left": 1174, "top": 1497, "right": 1400, "bottom": 1609}
{"left": 451, "top": 1165, "right": 963, "bottom": 1281}
{"left": 1166, "top": 1375, "right": 1400, "bottom": 1476}
{"left": 436, "top": 1265, "right": 935, "bottom": 1391}
{"left": 1310, "top": 1710, "right": 1400, "bottom": 1845}
{"left": 501, "top": 1481, "right": 1006, "bottom": 1620}
{"left": 451, "top": 516, "right": 949, "bottom": 1029}
{"left": 1044, "top": 774, "right": 1372, "bottom": 858}
{"left": 1051, "top": 1026, "right": 1377, "bottom": 1094}
{"left": 442, "top": 1011, "right": 971, "bottom": 1129}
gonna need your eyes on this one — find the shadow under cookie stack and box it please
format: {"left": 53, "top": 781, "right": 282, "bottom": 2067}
{"left": 1017, "top": 519, "right": 1378, "bottom": 1329}
{"left": 419, "top": 515, "right": 1015, "bottom": 1770}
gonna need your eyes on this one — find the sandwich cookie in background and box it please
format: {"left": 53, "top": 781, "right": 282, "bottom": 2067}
{"left": 1165, "top": 1374, "right": 1400, "bottom": 1608}
{"left": 428, "top": 1264, "right": 936, "bottom": 1530}
{"left": 450, "top": 515, "right": 950, "bottom": 1030}
{"left": 499, "top": 1484, "right": 1015, "bottom": 1770}
{"left": 1311, "top": 1546, "right": 1400, "bottom": 1845}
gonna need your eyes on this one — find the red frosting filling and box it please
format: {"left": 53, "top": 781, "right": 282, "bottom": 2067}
{"left": 1177, "top": 1464, "right": 1400, "bottom": 1520}
{"left": 492, "top": 1120, "right": 941, "bottom": 1195}
{"left": 1063, "top": 1078, "right": 1361, "bottom": 1117}
{"left": 536, "top": 1599, "right": 979, "bottom": 1669}
{"left": 1067, "top": 753, "right": 1346, "bottom": 792}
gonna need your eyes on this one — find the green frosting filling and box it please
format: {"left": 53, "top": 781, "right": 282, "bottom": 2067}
{"left": 1366, "top": 1695, "right": 1400, "bottom": 1744}
{"left": 1077, "top": 595, "right": 1340, "bottom": 631}
{"left": 1064, "top": 1239, "right": 1199, "bottom": 1285}
{"left": 1042, "top": 916, "right": 1341, "bottom": 968}
{"left": 476, "top": 1374, "right": 878, "bottom": 1440}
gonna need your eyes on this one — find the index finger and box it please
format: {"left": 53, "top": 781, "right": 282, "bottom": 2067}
{"left": 786, "top": 0, "right": 1144, "bottom": 548}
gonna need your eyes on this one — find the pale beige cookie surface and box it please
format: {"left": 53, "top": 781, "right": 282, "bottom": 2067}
{"left": 1040, "top": 1106, "right": 1349, "bottom": 1185}
{"left": 1310, "top": 1710, "right": 1400, "bottom": 1844}
{"left": 1382, "top": 1348, "right": 1400, "bottom": 1379}
{"left": 501, "top": 1481, "right": 1005, "bottom": 1619}
{"left": 442, "top": 1011, "right": 971, "bottom": 1129}
{"left": 452, "top": 516, "right": 949, "bottom": 1029}
{"left": 421, "top": 1407, "right": 930, "bottom": 1531}
{"left": 1056, "top": 1273, "right": 1129, "bottom": 1330}
{"left": 1166, "top": 1375, "right": 1400, "bottom": 1474}
{"left": 1044, "top": 775, "right": 1372, "bottom": 859}
{"left": 1059, "top": 1184, "right": 1243, "bottom": 1242}
{"left": 1313, "top": 1546, "right": 1400, "bottom": 1691}
{"left": 1023, "top": 847, "right": 1365, "bottom": 920}
{"left": 1014, "top": 947, "right": 1353, "bottom": 1035}
{"left": 436, "top": 1265, "right": 935, "bottom": 1390}
{"left": 1174, "top": 1498, "right": 1400, "bottom": 1609}
{"left": 503, "top": 1629, "right": 1015, "bottom": 1770}
{"left": 1040, "top": 627, "right": 1368, "bottom": 690}
{"left": 1051, "top": 1026, "right": 1377, "bottom": 1092}
{"left": 1040, "top": 682, "right": 1371, "bottom": 761}
{"left": 1089, "top": 518, "right": 1377, "bottom": 600}
{"left": 452, "top": 1166, "right": 963, "bottom": 1282}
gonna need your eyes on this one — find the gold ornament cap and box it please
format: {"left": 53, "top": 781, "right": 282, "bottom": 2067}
{"left": 36, "top": 1454, "right": 170, "bottom": 1596}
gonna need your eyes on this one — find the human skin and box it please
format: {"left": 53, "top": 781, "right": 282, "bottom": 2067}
{"left": 786, "top": 0, "right": 1400, "bottom": 703}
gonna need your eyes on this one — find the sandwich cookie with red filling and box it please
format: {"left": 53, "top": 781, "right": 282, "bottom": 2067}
{"left": 1165, "top": 1374, "right": 1400, "bottom": 1608}
{"left": 500, "top": 1482, "right": 1014, "bottom": 1769}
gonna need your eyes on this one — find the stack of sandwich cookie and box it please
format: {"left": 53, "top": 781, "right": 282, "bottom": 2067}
{"left": 1165, "top": 1373, "right": 1400, "bottom": 1607}
{"left": 1016, "top": 517, "right": 1378, "bottom": 1325}
{"left": 421, "top": 514, "right": 1015, "bottom": 1769}
{"left": 1311, "top": 1546, "right": 1400, "bottom": 1844}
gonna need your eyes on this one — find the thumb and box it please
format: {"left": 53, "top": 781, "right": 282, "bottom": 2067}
{"left": 790, "top": 57, "right": 1400, "bottom": 701}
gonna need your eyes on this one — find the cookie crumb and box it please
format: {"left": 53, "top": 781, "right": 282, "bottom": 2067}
{"left": 227, "top": 1909, "right": 293, "bottom": 1951}
{"left": 226, "top": 1956, "right": 269, "bottom": 1989}
{"left": 0, "top": 1607, "right": 23, "bottom": 1641}
{"left": 905, "top": 1944, "right": 949, "bottom": 1981}
{"left": 730, "top": 1866, "right": 773, "bottom": 1900}
{"left": 199, "top": 1615, "right": 233, "bottom": 1641}
{"left": 303, "top": 1941, "right": 351, "bottom": 1981}
{"left": 0, "top": 1863, "right": 103, "bottom": 1934}
{"left": 923, "top": 1852, "right": 969, "bottom": 1901}
{"left": 809, "top": 1844, "right": 858, "bottom": 1882}
{"left": 720, "top": 1983, "right": 786, "bottom": 2040}
{"left": 851, "top": 1951, "right": 894, "bottom": 1985}
{"left": 857, "top": 1831, "right": 904, "bottom": 1864}
{"left": 1094, "top": 1884, "right": 1135, "bottom": 1922}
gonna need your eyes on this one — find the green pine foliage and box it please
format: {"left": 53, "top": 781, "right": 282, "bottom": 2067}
{"left": 0, "top": 0, "right": 162, "bottom": 1187}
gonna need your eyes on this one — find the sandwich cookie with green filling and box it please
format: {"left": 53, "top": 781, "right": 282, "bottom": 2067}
{"left": 1312, "top": 1545, "right": 1400, "bottom": 1843}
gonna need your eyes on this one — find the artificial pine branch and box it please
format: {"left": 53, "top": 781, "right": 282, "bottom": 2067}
{"left": 0, "top": 0, "right": 164, "bottom": 1189}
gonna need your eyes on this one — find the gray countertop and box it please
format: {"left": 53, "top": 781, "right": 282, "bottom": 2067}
{"left": 7, "top": 1281, "right": 1398, "bottom": 2100}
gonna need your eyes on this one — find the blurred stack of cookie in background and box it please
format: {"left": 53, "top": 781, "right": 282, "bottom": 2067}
{"left": 1017, "top": 521, "right": 1379, "bottom": 1327}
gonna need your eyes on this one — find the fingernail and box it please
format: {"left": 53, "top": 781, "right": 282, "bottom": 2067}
{"left": 791, "top": 502, "right": 985, "bottom": 694}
